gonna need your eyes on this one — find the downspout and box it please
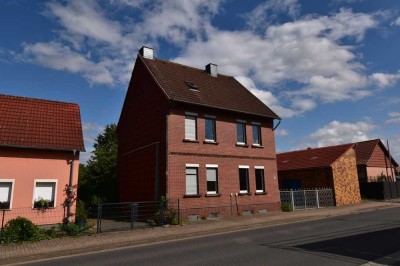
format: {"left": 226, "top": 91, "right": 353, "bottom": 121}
{"left": 67, "top": 150, "right": 77, "bottom": 223}
{"left": 273, "top": 119, "right": 281, "bottom": 131}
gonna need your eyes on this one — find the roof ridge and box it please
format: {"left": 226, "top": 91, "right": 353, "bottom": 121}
{"left": 0, "top": 94, "right": 79, "bottom": 106}
{"left": 278, "top": 143, "right": 353, "bottom": 155}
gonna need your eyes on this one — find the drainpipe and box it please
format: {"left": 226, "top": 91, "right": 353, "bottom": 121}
{"left": 272, "top": 119, "right": 281, "bottom": 131}
{"left": 67, "top": 150, "right": 77, "bottom": 223}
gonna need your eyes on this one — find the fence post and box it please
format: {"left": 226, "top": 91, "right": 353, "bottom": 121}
{"left": 130, "top": 203, "right": 135, "bottom": 229}
{"left": 290, "top": 189, "right": 295, "bottom": 211}
{"left": 316, "top": 189, "right": 320, "bottom": 208}
{"left": 1, "top": 209, "right": 5, "bottom": 236}
{"left": 304, "top": 190, "right": 307, "bottom": 210}
{"left": 159, "top": 201, "right": 164, "bottom": 226}
{"left": 97, "top": 203, "right": 102, "bottom": 233}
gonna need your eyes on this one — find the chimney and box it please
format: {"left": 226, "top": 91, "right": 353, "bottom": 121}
{"left": 139, "top": 46, "right": 153, "bottom": 59}
{"left": 205, "top": 63, "right": 218, "bottom": 77}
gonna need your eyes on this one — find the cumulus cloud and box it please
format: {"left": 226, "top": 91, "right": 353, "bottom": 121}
{"left": 275, "top": 129, "right": 289, "bottom": 136}
{"left": 386, "top": 112, "right": 400, "bottom": 125}
{"left": 370, "top": 72, "right": 400, "bottom": 88}
{"left": 392, "top": 17, "right": 400, "bottom": 26}
{"left": 303, "top": 120, "right": 376, "bottom": 148}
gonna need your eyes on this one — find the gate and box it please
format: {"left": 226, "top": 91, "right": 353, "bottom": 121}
{"left": 280, "top": 188, "right": 334, "bottom": 210}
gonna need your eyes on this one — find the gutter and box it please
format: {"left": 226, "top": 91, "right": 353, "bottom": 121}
{"left": 0, "top": 144, "right": 85, "bottom": 152}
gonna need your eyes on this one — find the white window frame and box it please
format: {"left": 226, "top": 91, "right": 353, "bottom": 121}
{"left": 185, "top": 164, "right": 199, "bottom": 195}
{"left": 0, "top": 179, "right": 15, "bottom": 210}
{"left": 32, "top": 179, "right": 58, "bottom": 208}
{"left": 255, "top": 166, "right": 265, "bottom": 193}
{"left": 252, "top": 122, "right": 262, "bottom": 146}
{"left": 206, "top": 164, "right": 218, "bottom": 195}
{"left": 236, "top": 120, "right": 247, "bottom": 145}
{"left": 238, "top": 165, "right": 250, "bottom": 193}
{"left": 185, "top": 112, "right": 198, "bottom": 141}
{"left": 204, "top": 115, "right": 217, "bottom": 142}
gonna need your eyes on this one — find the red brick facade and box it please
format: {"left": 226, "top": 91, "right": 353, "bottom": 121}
{"left": 117, "top": 52, "right": 281, "bottom": 217}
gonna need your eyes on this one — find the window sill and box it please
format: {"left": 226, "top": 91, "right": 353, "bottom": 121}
{"left": 235, "top": 143, "right": 248, "bottom": 147}
{"left": 205, "top": 193, "right": 221, "bottom": 197}
{"left": 251, "top": 144, "right": 264, "bottom": 148}
{"left": 203, "top": 140, "right": 218, "bottom": 145}
{"left": 238, "top": 192, "right": 252, "bottom": 196}
{"left": 183, "top": 194, "right": 202, "bottom": 198}
{"left": 183, "top": 139, "right": 199, "bottom": 143}
{"left": 255, "top": 192, "right": 267, "bottom": 195}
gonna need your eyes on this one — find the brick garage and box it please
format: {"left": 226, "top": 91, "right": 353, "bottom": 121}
{"left": 277, "top": 144, "right": 361, "bottom": 206}
{"left": 118, "top": 47, "right": 282, "bottom": 218}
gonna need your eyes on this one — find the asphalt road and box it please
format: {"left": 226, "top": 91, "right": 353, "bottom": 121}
{"left": 24, "top": 207, "right": 400, "bottom": 266}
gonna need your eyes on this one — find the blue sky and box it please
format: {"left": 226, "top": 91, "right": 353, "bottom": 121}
{"left": 1, "top": 0, "right": 400, "bottom": 163}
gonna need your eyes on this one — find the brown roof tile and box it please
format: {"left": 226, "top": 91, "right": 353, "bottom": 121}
{"left": 0, "top": 94, "right": 85, "bottom": 151}
{"left": 277, "top": 144, "right": 354, "bottom": 171}
{"left": 142, "top": 56, "right": 280, "bottom": 119}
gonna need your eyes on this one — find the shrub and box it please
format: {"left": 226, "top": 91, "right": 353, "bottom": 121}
{"left": 75, "top": 200, "right": 88, "bottom": 226}
{"left": 61, "top": 223, "right": 81, "bottom": 236}
{"left": 281, "top": 203, "right": 293, "bottom": 212}
{"left": 1, "top": 217, "right": 39, "bottom": 243}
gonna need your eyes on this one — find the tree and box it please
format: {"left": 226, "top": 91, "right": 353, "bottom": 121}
{"left": 78, "top": 124, "right": 118, "bottom": 204}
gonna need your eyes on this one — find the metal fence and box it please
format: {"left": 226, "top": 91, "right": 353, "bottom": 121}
{"left": 95, "top": 199, "right": 179, "bottom": 233}
{"left": 280, "top": 188, "right": 334, "bottom": 210}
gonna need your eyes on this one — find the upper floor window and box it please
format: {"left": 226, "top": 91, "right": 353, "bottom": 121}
{"left": 252, "top": 122, "right": 262, "bottom": 146}
{"left": 185, "top": 112, "right": 197, "bottom": 141}
{"left": 205, "top": 116, "right": 216, "bottom": 142}
{"left": 185, "top": 165, "right": 199, "bottom": 195}
{"left": 255, "top": 167, "right": 265, "bottom": 193}
{"left": 0, "top": 180, "right": 14, "bottom": 210}
{"left": 236, "top": 120, "right": 247, "bottom": 144}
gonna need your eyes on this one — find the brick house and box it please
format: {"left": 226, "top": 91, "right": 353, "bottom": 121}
{"left": 0, "top": 94, "right": 85, "bottom": 225}
{"left": 355, "top": 139, "right": 398, "bottom": 182}
{"left": 277, "top": 144, "right": 361, "bottom": 206}
{"left": 117, "top": 47, "right": 282, "bottom": 217}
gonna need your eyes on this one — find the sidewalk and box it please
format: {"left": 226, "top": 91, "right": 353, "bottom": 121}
{"left": 1, "top": 200, "right": 399, "bottom": 265}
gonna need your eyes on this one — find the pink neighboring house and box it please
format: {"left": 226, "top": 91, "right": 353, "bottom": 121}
{"left": 0, "top": 94, "right": 85, "bottom": 225}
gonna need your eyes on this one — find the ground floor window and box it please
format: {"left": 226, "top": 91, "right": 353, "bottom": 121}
{"left": 33, "top": 180, "right": 56, "bottom": 208}
{"left": 239, "top": 166, "right": 250, "bottom": 193}
{"left": 255, "top": 167, "right": 265, "bottom": 193}
{"left": 185, "top": 165, "right": 199, "bottom": 195}
{"left": 206, "top": 165, "right": 218, "bottom": 194}
{"left": 0, "top": 180, "right": 14, "bottom": 209}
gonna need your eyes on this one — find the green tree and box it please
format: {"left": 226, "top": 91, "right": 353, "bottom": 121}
{"left": 78, "top": 124, "right": 118, "bottom": 204}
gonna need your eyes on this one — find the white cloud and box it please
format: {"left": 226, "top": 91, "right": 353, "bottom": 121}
{"left": 370, "top": 72, "right": 400, "bottom": 88}
{"left": 392, "top": 17, "right": 400, "bottom": 26}
{"left": 22, "top": 42, "right": 113, "bottom": 85}
{"left": 386, "top": 112, "right": 400, "bottom": 125}
{"left": 275, "top": 129, "right": 289, "bottom": 136}
{"left": 304, "top": 120, "right": 376, "bottom": 148}
{"left": 243, "top": 0, "right": 300, "bottom": 31}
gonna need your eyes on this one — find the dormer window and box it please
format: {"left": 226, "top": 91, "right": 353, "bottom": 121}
{"left": 185, "top": 81, "right": 199, "bottom": 91}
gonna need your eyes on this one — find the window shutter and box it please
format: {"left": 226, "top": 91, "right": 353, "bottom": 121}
{"left": 0, "top": 183, "right": 11, "bottom": 202}
{"left": 185, "top": 116, "right": 196, "bottom": 140}
{"left": 35, "top": 182, "right": 55, "bottom": 201}
{"left": 206, "top": 168, "right": 217, "bottom": 182}
{"left": 186, "top": 168, "right": 198, "bottom": 195}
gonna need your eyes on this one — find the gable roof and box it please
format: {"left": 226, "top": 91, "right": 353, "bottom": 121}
{"left": 141, "top": 56, "right": 280, "bottom": 120}
{"left": 277, "top": 144, "right": 354, "bottom": 171}
{"left": 0, "top": 94, "right": 85, "bottom": 151}
{"left": 355, "top": 139, "right": 398, "bottom": 167}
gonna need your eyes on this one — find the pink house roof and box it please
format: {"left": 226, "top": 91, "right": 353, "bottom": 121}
{"left": 0, "top": 94, "right": 85, "bottom": 151}
{"left": 277, "top": 144, "right": 354, "bottom": 171}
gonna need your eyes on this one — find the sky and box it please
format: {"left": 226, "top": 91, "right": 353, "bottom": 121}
{"left": 0, "top": 0, "right": 400, "bottom": 163}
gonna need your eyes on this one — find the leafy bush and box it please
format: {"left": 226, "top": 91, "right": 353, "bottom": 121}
{"left": 75, "top": 200, "right": 88, "bottom": 225}
{"left": 1, "top": 217, "right": 39, "bottom": 243}
{"left": 281, "top": 203, "right": 293, "bottom": 212}
{"left": 61, "top": 223, "right": 81, "bottom": 236}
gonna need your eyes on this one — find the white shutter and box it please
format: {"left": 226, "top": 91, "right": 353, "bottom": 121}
{"left": 0, "top": 183, "right": 11, "bottom": 202}
{"left": 35, "top": 182, "right": 55, "bottom": 201}
{"left": 185, "top": 116, "right": 196, "bottom": 140}
{"left": 186, "top": 168, "right": 198, "bottom": 195}
{"left": 206, "top": 168, "right": 217, "bottom": 182}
